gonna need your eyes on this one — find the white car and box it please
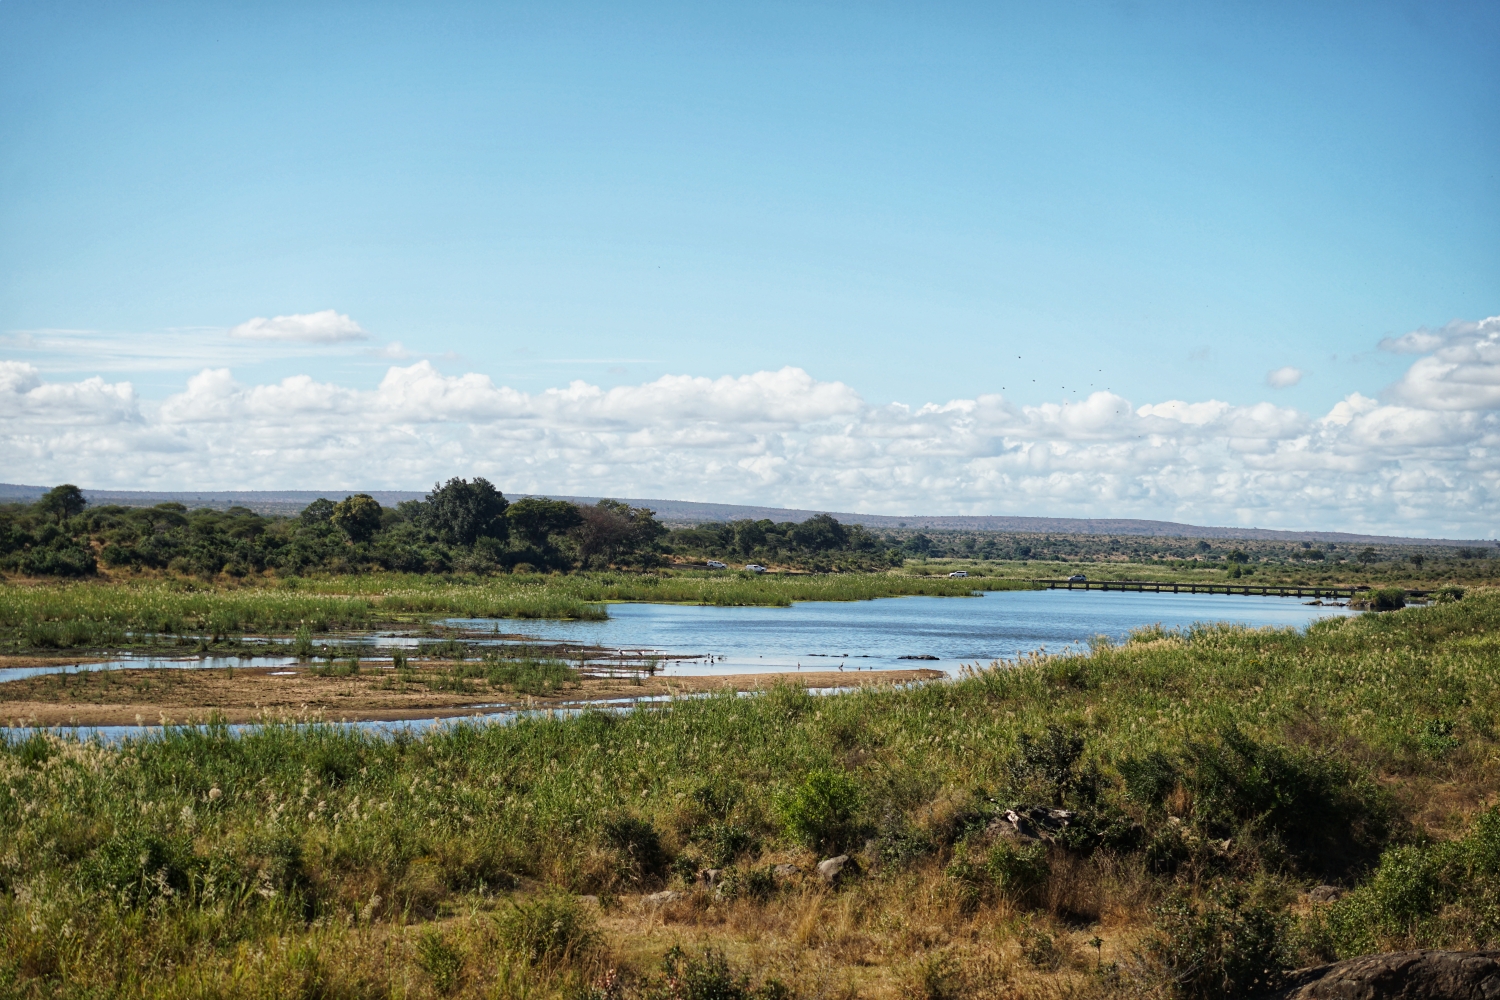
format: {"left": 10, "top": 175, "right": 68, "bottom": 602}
{"left": 1067, "top": 574, "right": 1088, "bottom": 583}
{"left": 948, "top": 570, "right": 968, "bottom": 578}
{"left": 744, "top": 564, "right": 767, "bottom": 574}
{"left": 706, "top": 560, "right": 727, "bottom": 569}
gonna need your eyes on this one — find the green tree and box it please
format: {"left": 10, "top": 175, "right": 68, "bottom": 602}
{"left": 299, "top": 498, "right": 335, "bottom": 525}
{"left": 790, "top": 514, "right": 849, "bottom": 552}
{"left": 572, "top": 499, "right": 664, "bottom": 565}
{"left": 425, "top": 477, "right": 509, "bottom": 547}
{"left": 330, "top": 494, "right": 383, "bottom": 544}
{"left": 506, "top": 498, "right": 583, "bottom": 548}
{"left": 731, "top": 519, "right": 768, "bottom": 556}
{"left": 35, "top": 484, "right": 86, "bottom": 523}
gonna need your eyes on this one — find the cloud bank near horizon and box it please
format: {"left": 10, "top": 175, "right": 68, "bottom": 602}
{"left": 2, "top": 316, "right": 1496, "bottom": 538}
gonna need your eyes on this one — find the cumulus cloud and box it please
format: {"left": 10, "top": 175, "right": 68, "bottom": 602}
{"left": 4, "top": 320, "right": 1500, "bottom": 537}
{"left": 1266, "top": 366, "right": 1303, "bottom": 388}
{"left": 1384, "top": 315, "right": 1500, "bottom": 412}
{"left": 228, "top": 310, "right": 367, "bottom": 343}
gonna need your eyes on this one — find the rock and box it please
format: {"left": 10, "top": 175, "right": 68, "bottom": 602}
{"left": 898, "top": 655, "right": 940, "bottom": 661}
{"left": 576, "top": 894, "right": 601, "bottom": 906}
{"left": 1268, "top": 949, "right": 1500, "bottom": 999}
{"left": 816, "top": 855, "right": 851, "bottom": 883}
{"left": 698, "top": 868, "right": 723, "bottom": 887}
{"left": 989, "top": 805, "right": 1075, "bottom": 844}
{"left": 772, "top": 863, "right": 800, "bottom": 880}
{"left": 1307, "top": 885, "right": 1344, "bottom": 904}
{"left": 644, "top": 890, "right": 684, "bottom": 905}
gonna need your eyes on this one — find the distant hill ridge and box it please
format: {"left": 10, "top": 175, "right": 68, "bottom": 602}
{"left": 0, "top": 482, "right": 1487, "bottom": 547}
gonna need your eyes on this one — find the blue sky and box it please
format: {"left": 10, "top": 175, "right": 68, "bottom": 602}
{"left": 2, "top": 2, "right": 1498, "bottom": 533}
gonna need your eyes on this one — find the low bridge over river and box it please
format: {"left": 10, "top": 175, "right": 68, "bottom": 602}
{"left": 1032, "top": 578, "right": 1366, "bottom": 599}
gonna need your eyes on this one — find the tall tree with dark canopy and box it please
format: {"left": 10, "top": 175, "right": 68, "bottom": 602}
{"left": 331, "top": 494, "right": 382, "bottom": 544}
{"left": 35, "top": 484, "right": 86, "bottom": 523}
{"left": 424, "top": 477, "right": 509, "bottom": 546}
{"left": 573, "top": 499, "right": 666, "bottom": 566}
{"left": 506, "top": 498, "right": 582, "bottom": 548}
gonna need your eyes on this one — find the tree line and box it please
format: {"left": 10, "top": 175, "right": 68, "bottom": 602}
{"left": 0, "top": 481, "right": 668, "bottom": 578}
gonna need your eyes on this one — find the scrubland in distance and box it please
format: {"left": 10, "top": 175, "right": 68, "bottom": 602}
{"left": 0, "top": 591, "right": 1497, "bottom": 997}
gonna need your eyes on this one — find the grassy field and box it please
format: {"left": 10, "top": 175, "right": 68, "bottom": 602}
{"left": 0, "top": 589, "right": 1495, "bottom": 998}
{"left": 0, "top": 572, "right": 1035, "bottom": 653}
{"left": 901, "top": 555, "right": 1494, "bottom": 591}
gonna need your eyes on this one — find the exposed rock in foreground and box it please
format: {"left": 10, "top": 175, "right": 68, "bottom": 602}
{"left": 1269, "top": 950, "right": 1500, "bottom": 998}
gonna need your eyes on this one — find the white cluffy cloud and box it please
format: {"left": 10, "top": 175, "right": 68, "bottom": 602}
{"left": 228, "top": 310, "right": 368, "bottom": 343}
{"left": 1266, "top": 366, "right": 1303, "bottom": 388}
{"left": 2, "top": 316, "right": 1498, "bottom": 537}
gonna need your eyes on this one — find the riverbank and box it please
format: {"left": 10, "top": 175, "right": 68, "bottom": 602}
{"left": 0, "top": 664, "right": 943, "bottom": 727}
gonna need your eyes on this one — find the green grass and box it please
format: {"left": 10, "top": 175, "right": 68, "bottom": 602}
{"left": 0, "top": 572, "right": 1034, "bottom": 652}
{"left": 0, "top": 591, "right": 1496, "bottom": 995}
{"left": 904, "top": 555, "right": 1492, "bottom": 591}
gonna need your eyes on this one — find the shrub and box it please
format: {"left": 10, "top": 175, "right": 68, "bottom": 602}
{"left": 899, "top": 952, "right": 965, "bottom": 1000}
{"left": 641, "top": 946, "right": 787, "bottom": 1000}
{"left": 1417, "top": 718, "right": 1459, "bottom": 759}
{"left": 715, "top": 864, "right": 777, "bottom": 902}
{"left": 691, "top": 777, "right": 744, "bottom": 820}
{"left": 1364, "top": 587, "right": 1407, "bottom": 611}
{"left": 1180, "top": 727, "right": 1386, "bottom": 876}
{"left": 1009, "top": 726, "right": 1097, "bottom": 805}
{"left": 1322, "top": 807, "right": 1500, "bottom": 955}
{"left": 603, "top": 815, "right": 669, "bottom": 883}
{"left": 79, "top": 829, "right": 194, "bottom": 908}
{"left": 1120, "top": 750, "right": 1179, "bottom": 808}
{"left": 496, "top": 892, "right": 598, "bottom": 967}
{"left": 417, "top": 930, "right": 463, "bottom": 994}
{"left": 693, "top": 822, "right": 755, "bottom": 867}
{"left": 1433, "top": 586, "right": 1465, "bottom": 604}
{"left": 1148, "top": 888, "right": 1290, "bottom": 999}
{"left": 986, "top": 841, "right": 1050, "bottom": 906}
{"left": 779, "top": 769, "right": 863, "bottom": 853}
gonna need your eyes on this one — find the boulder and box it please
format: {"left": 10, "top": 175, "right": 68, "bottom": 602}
{"left": 1307, "top": 885, "right": 1344, "bottom": 904}
{"left": 816, "top": 855, "right": 851, "bottom": 883}
{"left": 772, "top": 863, "right": 800, "bottom": 880}
{"left": 1268, "top": 950, "right": 1500, "bottom": 999}
{"left": 644, "top": 890, "right": 684, "bottom": 905}
{"left": 988, "top": 806, "right": 1075, "bottom": 844}
{"left": 698, "top": 868, "right": 723, "bottom": 887}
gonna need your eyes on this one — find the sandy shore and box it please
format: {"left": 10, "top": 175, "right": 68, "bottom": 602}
{"left": 0, "top": 661, "right": 943, "bottom": 727}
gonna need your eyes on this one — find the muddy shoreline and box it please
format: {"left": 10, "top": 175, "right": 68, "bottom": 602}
{"left": 0, "top": 660, "right": 943, "bottom": 727}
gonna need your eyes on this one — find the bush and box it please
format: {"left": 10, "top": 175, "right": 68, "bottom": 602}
{"left": 1148, "top": 888, "right": 1290, "bottom": 999}
{"left": 1120, "top": 750, "right": 1179, "bottom": 808}
{"left": 986, "top": 841, "right": 1050, "bottom": 906}
{"left": 1180, "top": 727, "right": 1386, "bottom": 876}
{"left": 642, "top": 946, "right": 789, "bottom": 1000}
{"left": 417, "top": 930, "right": 463, "bottom": 994}
{"left": 693, "top": 821, "right": 755, "bottom": 867}
{"left": 1322, "top": 806, "right": 1500, "bottom": 955}
{"left": 779, "top": 769, "right": 863, "bottom": 853}
{"left": 79, "top": 829, "right": 194, "bottom": 908}
{"left": 495, "top": 892, "right": 598, "bottom": 967}
{"left": 602, "top": 816, "right": 669, "bottom": 883}
{"left": 1364, "top": 587, "right": 1407, "bottom": 611}
{"left": 1009, "top": 726, "right": 1097, "bottom": 805}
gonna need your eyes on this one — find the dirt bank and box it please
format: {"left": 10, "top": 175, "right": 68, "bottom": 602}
{"left": 0, "top": 662, "right": 944, "bottom": 727}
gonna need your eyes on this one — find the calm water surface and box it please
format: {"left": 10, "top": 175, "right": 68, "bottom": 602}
{"left": 14, "top": 590, "right": 1353, "bottom": 740}
{"left": 451, "top": 588, "right": 1356, "bottom": 677}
